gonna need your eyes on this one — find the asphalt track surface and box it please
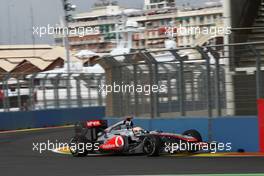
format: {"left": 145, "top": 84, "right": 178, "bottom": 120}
{"left": 1, "top": 127, "right": 264, "bottom": 176}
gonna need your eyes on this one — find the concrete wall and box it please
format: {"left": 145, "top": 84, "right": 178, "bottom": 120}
{"left": 233, "top": 74, "right": 257, "bottom": 115}
{"left": 0, "top": 106, "right": 105, "bottom": 131}
{"left": 0, "top": 107, "right": 259, "bottom": 152}
{"left": 107, "top": 117, "right": 259, "bottom": 152}
{"left": 212, "top": 117, "right": 258, "bottom": 152}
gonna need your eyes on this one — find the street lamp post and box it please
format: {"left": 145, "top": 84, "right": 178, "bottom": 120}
{"left": 61, "top": 0, "right": 76, "bottom": 108}
{"left": 61, "top": 0, "right": 76, "bottom": 74}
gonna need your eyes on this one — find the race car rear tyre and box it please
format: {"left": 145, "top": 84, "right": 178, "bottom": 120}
{"left": 182, "top": 129, "right": 202, "bottom": 142}
{"left": 143, "top": 135, "right": 161, "bottom": 157}
{"left": 69, "top": 136, "right": 89, "bottom": 157}
{"left": 182, "top": 129, "right": 202, "bottom": 153}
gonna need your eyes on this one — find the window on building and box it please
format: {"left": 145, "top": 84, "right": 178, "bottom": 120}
{"left": 178, "top": 37, "right": 182, "bottom": 44}
{"left": 110, "top": 24, "right": 115, "bottom": 32}
{"left": 178, "top": 20, "right": 183, "bottom": 25}
{"left": 153, "top": 21, "right": 158, "bottom": 27}
{"left": 200, "top": 16, "right": 204, "bottom": 23}
{"left": 139, "top": 22, "right": 145, "bottom": 27}
{"left": 158, "top": 4, "right": 164, "bottom": 8}
{"left": 187, "top": 36, "right": 190, "bottom": 44}
{"left": 213, "top": 14, "right": 217, "bottom": 19}
{"left": 141, "top": 40, "right": 145, "bottom": 46}
{"left": 206, "top": 15, "right": 211, "bottom": 23}
{"left": 166, "top": 19, "right": 172, "bottom": 25}
{"left": 151, "top": 0, "right": 159, "bottom": 3}
{"left": 185, "top": 18, "right": 190, "bottom": 25}
{"left": 150, "top": 5, "right": 156, "bottom": 9}
{"left": 160, "top": 19, "right": 165, "bottom": 25}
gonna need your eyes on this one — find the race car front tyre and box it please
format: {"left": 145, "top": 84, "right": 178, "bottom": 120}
{"left": 69, "top": 136, "right": 89, "bottom": 157}
{"left": 143, "top": 135, "right": 161, "bottom": 157}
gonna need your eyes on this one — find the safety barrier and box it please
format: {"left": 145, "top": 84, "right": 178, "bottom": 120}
{"left": 0, "top": 106, "right": 105, "bottom": 131}
{"left": 258, "top": 99, "right": 264, "bottom": 152}
{"left": 107, "top": 117, "right": 259, "bottom": 152}
{"left": 0, "top": 108, "right": 258, "bottom": 152}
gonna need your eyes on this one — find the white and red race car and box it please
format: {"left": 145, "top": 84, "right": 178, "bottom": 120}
{"left": 69, "top": 117, "right": 206, "bottom": 157}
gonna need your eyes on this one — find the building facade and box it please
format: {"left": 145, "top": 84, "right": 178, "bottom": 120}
{"left": 144, "top": 0, "right": 176, "bottom": 10}
{"left": 54, "top": 2, "right": 223, "bottom": 53}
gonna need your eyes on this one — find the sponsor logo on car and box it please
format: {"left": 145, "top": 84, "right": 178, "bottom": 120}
{"left": 100, "top": 136, "right": 124, "bottom": 150}
{"left": 86, "top": 120, "right": 102, "bottom": 127}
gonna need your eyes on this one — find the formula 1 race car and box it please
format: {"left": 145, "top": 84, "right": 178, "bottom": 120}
{"left": 69, "top": 117, "right": 205, "bottom": 157}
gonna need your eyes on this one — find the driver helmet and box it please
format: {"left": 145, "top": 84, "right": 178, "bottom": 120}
{"left": 124, "top": 116, "right": 134, "bottom": 129}
{"left": 133, "top": 126, "right": 143, "bottom": 135}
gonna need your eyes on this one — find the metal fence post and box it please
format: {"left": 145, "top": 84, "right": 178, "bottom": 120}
{"left": 87, "top": 75, "right": 92, "bottom": 106}
{"left": 167, "top": 73, "right": 172, "bottom": 113}
{"left": 118, "top": 65, "right": 124, "bottom": 116}
{"left": 66, "top": 74, "right": 72, "bottom": 108}
{"left": 190, "top": 72, "right": 195, "bottom": 111}
{"left": 53, "top": 74, "right": 61, "bottom": 109}
{"left": 170, "top": 50, "right": 186, "bottom": 116}
{"left": 17, "top": 75, "right": 22, "bottom": 110}
{"left": 215, "top": 57, "right": 221, "bottom": 116}
{"left": 178, "top": 60, "right": 186, "bottom": 116}
{"left": 197, "top": 47, "right": 213, "bottom": 118}
{"left": 197, "top": 47, "right": 213, "bottom": 142}
{"left": 133, "top": 64, "right": 139, "bottom": 116}
{"left": 141, "top": 52, "right": 160, "bottom": 118}
{"left": 208, "top": 47, "right": 222, "bottom": 116}
{"left": 97, "top": 76, "right": 103, "bottom": 106}
{"left": 149, "top": 63, "right": 154, "bottom": 118}
{"left": 250, "top": 45, "right": 262, "bottom": 99}
{"left": 76, "top": 74, "right": 83, "bottom": 107}
{"left": 29, "top": 74, "right": 37, "bottom": 111}
{"left": 138, "top": 66, "right": 145, "bottom": 115}
{"left": 154, "top": 62, "right": 160, "bottom": 117}
{"left": 42, "top": 74, "right": 48, "bottom": 109}
{"left": 2, "top": 74, "right": 10, "bottom": 112}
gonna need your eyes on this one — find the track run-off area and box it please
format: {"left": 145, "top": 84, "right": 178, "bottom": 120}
{"left": 0, "top": 126, "right": 264, "bottom": 176}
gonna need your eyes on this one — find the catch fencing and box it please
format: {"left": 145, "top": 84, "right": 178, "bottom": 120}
{"left": 0, "top": 73, "right": 105, "bottom": 112}
{"left": 101, "top": 43, "right": 264, "bottom": 118}
{"left": 0, "top": 44, "right": 263, "bottom": 118}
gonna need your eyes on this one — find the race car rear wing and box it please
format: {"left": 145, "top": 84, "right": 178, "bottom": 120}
{"left": 86, "top": 120, "right": 108, "bottom": 129}
{"left": 74, "top": 120, "right": 108, "bottom": 141}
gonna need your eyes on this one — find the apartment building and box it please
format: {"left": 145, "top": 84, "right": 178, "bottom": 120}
{"left": 54, "top": 1, "right": 223, "bottom": 52}
{"left": 144, "top": 0, "right": 176, "bottom": 10}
